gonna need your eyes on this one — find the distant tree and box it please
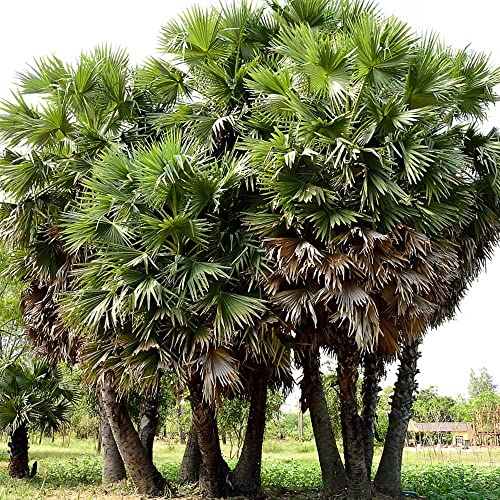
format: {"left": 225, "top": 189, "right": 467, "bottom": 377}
{"left": 218, "top": 397, "right": 249, "bottom": 459}
{"left": 264, "top": 390, "right": 287, "bottom": 439}
{"left": 468, "top": 368, "right": 497, "bottom": 399}
{"left": 469, "top": 391, "right": 500, "bottom": 413}
{"left": 449, "top": 394, "right": 472, "bottom": 423}
{"left": 375, "top": 387, "right": 393, "bottom": 442}
{"left": 413, "top": 386, "right": 456, "bottom": 422}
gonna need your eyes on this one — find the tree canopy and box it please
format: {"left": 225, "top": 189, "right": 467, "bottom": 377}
{"left": 0, "top": 0, "right": 499, "bottom": 498}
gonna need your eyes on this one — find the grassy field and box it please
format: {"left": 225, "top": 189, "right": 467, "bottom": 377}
{"left": 1, "top": 438, "right": 500, "bottom": 499}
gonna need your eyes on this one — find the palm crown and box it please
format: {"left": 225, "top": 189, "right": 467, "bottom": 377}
{"left": 0, "top": 359, "right": 77, "bottom": 434}
{"left": 151, "top": 0, "right": 500, "bottom": 356}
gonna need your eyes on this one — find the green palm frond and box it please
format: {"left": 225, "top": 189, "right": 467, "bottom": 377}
{"left": 199, "top": 291, "right": 266, "bottom": 340}
{"left": 16, "top": 55, "right": 71, "bottom": 95}
{"left": 405, "top": 34, "right": 459, "bottom": 110}
{"left": 135, "top": 58, "right": 190, "bottom": 106}
{"left": 452, "top": 49, "right": 500, "bottom": 120}
{"left": 0, "top": 359, "right": 78, "bottom": 433}
{"left": 160, "top": 5, "right": 225, "bottom": 63}
{"left": 348, "top": 13, "right": 415, "bottom": 85}
{"left": 272, "top": 23, "right": 351, "bottom": 104}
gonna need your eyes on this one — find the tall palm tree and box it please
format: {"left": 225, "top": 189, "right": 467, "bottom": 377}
{"left": 0, "top": 359, "right": 78, "bottom": 478}
{"left": 237, "top": 2, "right": 499, "bottom": 497}
{"left": 61, "top": 131, "right": 272, "bottom": 496}
{"left": 0, "top": 46, "right": 176, "bottom": 492}
{"left": 374, "top": 126, "right": 500, "bottom": 496}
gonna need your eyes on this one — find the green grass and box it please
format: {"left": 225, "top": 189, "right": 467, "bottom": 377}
{"left": 1, "top": 438, "right": 500, "bottom": 498}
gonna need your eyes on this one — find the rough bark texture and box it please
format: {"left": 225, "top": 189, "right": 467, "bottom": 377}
{"left": 8, "top": 424, "right": 30, "bottom": 478}
{"left": 301, "top": 346, "right": 346, "bottom": 496}
{"left": 98, "top": 392, "right": 126, "bottom": 485}
{"left": 139, "top": 393, "right": 160, "bottom": 462}
{"left": 229, "top": 368, "right": 268, "bottom": 495}
{"left": 361, "top": 352, "right": 384, "bottom": 481}
{"left": 179, "top": 422, "right": 202, "bottom": 484}
{"left": 100, "top": 381, "right": 167, "bottom": 496}
{"left": 188, "top": 374, "right": 230, "bottom": 498}
{"left": 336, "top": 332, "right": 372, "bottom": 499}
{"left": 374, "top": 340, "right": 420, "bottom": 496}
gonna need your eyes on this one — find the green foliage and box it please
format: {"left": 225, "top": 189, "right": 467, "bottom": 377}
{"left": 375, "top": 386, "right": 392, "bottom": 442}
{"left": 156, "top": 378, "right": 190, "bottom": 441}
{"left": 1, "top": 438, "right": 499, "bottom": 498}
{"left": 0, "top": 359, "right": 78, "bottom": 435}
{"left": 323, "top": 368, "right": 342, "bottom": 439}
{"left": 0, "top": 247, "right": 25, "bottom": 359}
{"left": 59, "top": 364, "right": 99, "bottom": 439}
{"left": 218, "top": 396, "right": 249, "bottom": 457}
{"left": 468, "top": 367, "right": 498, "bottom": 399}
{"left": 43, "top": 456, "right": 102, "bottom": 486}
{"left": 413, "top": 386, "right": 458, "bottom": 423}
{"left": 402, "top": 464, "right": 500, "bottom": 499}
{"left": 262, "top": 462, "right": 500, "bottom": 497}
{"left": 265, "top": 411, "right": 314, "bottom": 442}
{"left": 261, "top": 460, "right": 322, "bottom": 490}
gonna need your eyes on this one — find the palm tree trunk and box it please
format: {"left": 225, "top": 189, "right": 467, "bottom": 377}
{"left": 8, "top": 423, "right": 30, "bottom": 478}
{"left": 98, "top": 392, "right": 126, "bottom": 485}
{"left": 361, "top": 352, "right": 384, "bottom": 481}
{"left": 176, "top": 398, "right": 186, "bottom": 444}
{"left": 336, "top": 331, "right": 372, "bottom": 499}
{"left": 301, "top": 345, "right": 346, "bottom": 496}
{"left": 100, "top": 380, "right": 167, "bottom": 496}
{"left": 179, "top": 421, "right": 201, "bottom": 484}
{"left": 374, "top": 339, "right": 420, "bottom": 496}
{"left": 188, "top": 373, "right": 230, "bottom": 498}
{"left": 298, "top": 407, "right": 304, "bottom": 440}
{"left": 229, "top": 367, "right": 268, "bottom": 495}
{"left": 139, "top": 393, "right": 160, "bottom": 461}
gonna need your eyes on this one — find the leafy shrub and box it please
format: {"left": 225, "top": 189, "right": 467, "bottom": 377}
{"left": 402, "top": 463, "right": 500, "bottom": 499}
{"left": 261, "top": 461, "right": 322, "bottom": 491}
{"left": 43, "top": 457, "right": 102, "bottom": 486}
{"left": 157, "top": 462, "right": 180, "bottom": 484}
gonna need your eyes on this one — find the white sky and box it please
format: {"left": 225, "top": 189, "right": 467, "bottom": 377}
{"left": 0, "top": 0, "right": 498, "bottom": 398}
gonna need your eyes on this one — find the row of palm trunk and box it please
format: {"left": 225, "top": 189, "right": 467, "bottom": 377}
{"left": 97, "top": 377, "right": 266, "bottom": 497}
{"left": 97, "top": 340, "right": 420, "bottom": 500}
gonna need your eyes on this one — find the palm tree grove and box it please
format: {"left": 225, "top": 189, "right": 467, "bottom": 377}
{"left": 0, "top": 1, "right": 499, "bottom": 499}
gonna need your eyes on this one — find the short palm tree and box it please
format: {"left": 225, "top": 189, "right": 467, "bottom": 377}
{"left": 0, "top": 359, "right": 77, "bottom": 478}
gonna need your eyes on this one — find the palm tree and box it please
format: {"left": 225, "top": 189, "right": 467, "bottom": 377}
{"left": 237, "top": 2, "right": 499, "bottom": 497}
{"left": 155, "top": 2, "right": 344, "bottom": 494}
{"left": 0, "top": 359, "right": 78, "bottom": 478}
{"left": 54, "top": 4, "right": 295, "bottom": 495}
{"left": 0, "top": 46, "right": 175, "bottom": 492}
{"left": 374, "top": 126, "right": 500, "bottom": 495}
{"left": 61, "top": 130, "right": 271, "bottom": 496}
{"left": 69, "top": 1, "right": 498, "bottom": 497}
{"left": 3, "top": 2, "right": 497, "bottom": 499}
